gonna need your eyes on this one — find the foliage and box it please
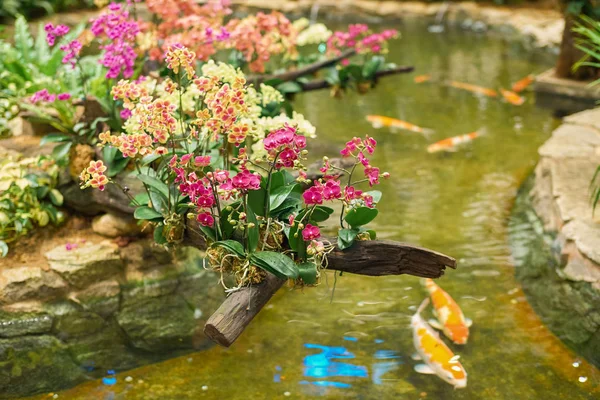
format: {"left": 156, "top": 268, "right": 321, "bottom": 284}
{"left": 0, "top": 0, "right": 95, "bottom": 21}
{"left": 80, "top": 47, "right": 390, "bottom": 291}
{"left": 573, "top": 14, "right": 600, "bottom": 86}
{"left": 0, "top": 150, "right": 64, "bottom": 257}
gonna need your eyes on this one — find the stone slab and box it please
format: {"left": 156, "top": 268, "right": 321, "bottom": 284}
{"left": 45, "top": 241, "right": 124, "bottom": 289}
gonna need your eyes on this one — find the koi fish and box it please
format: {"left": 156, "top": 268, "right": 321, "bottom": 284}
{"left": 414, "top": 74, "right": 432, "bottom": 83}
{"left": 366, "top": 115, "right": 434, "bottom": 135}
{"left": 447, "top": 80, "right": 498, "bottom": 97}
{"left": 411, "top": 298, "right": 468, "bottom": 388}
{"left": 426, "top": 130, "right": 483, "bottom": 153}
{"left": 422, "top": 278, "right": 472, "bottom": 344}
{"left": 511, "top": 74, "right": 534, "bottom": 93}
{"left": 500, "top": 88, "right": 525, "bottom": 106}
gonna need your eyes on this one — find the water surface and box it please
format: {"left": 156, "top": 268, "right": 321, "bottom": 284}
{"left": 30, "top": 19, "right": 600, "bottom": 400}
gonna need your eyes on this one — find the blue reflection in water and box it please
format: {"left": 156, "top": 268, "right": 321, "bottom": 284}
{"left": 299, "top": 342, "right": 403, "bottom": 390}
{"left": 299, "top": 380, "right": 352, "bottom": 388}
{"left": 343, "top": 336, "right": 358, "bottom": 342}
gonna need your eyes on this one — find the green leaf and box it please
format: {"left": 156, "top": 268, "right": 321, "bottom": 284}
{"left": 52, "top": 142, "right": 72, "bottom": 161}
{"left": 131, "top": 192, "right": 149, "bottom": 207}
{"left": 149, "top": 190, "right": 167, "bottom": 214}
{"left": 338, "top": 228, "right": 359, "bottom": 250}
{"left": 220, "top": 202, "right": 240, "bottom": 240}
{"left": 134, "top": 206, "right": 162, "bottom": 220}
{"left": 308, "top": 206, "right": 334, "bottom": 223}
{"left": 198, "top": 224, "right": 217, "bottom": 242}
{"left": 298, "top": 261, "right": 318, "bottom": 284}
{"left": 0, "top": 240, "right": 8, "bottom": 257}
{"left": 137, "top": 175, "right": 170, "bottom": 199}
{"left": 363, "top": 57, "right": 383, "bottom": 80}
{"left": 213, "top": 240, "right": 246, "bottom": 258}
{"left": 14, "top": 16, "right": 34, "bottom": 63}
{"left": 141, "top": 153, "right": 161, "bottom": 165}
{"left": 269, "top": 184, "right": 299, "bottom": 212}
{"left": 250, "top": 251, "right": 299, "bottom": 279}
{"left": 270, "top": 171, "right": 286, "bottom": 191}
{"left": 153, "top": 223, "right": 167, "bottom": 245}
{"left": 48, "top": 189, "right": 63, "bottom": 206}
{"left": 247, "top": 206, "right": 259, "bottom": 253}
{"left": 277, "top": 81, "right": 303, "bottom": 94}
{"left": 247, "top": 187, "right": 267, "bottom": 217}
{"left": 40, "top": 133, "right": 72, "bottom": 145}
{"left": 344, "top": 207, "right": 379, "bottom": 228}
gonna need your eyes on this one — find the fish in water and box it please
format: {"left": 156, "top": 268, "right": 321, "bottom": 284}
{"left": 427, "top": 130, "right": 483, "bottom": 153}
{"left": 511, "top": 74, "right": 534, "bottom": 93}
{"left": 422, "top": 278, "right": 472, "bottom": 344}
{"left": 366, "top": 115, "right": 434, "bottom": 135}
{"left": 414, "top": 74, "right": 432, "bottom": 83}
{"left": 447, "top": 80, "right": 498, "bottom": 97}
{"left": 500, "top": 88, "right": 525, "bottom": 106}
{"left": 411, "top": 298, "right": 468, "bottom": 388}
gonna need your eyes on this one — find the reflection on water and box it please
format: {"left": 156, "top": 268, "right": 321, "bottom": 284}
{"left": 29, "top": 18, "right": 600, "bottom": 400}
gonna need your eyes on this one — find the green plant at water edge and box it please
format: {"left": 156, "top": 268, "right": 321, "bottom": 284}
{"left": 0, "top": 151, "right": 65, "bottom": 257}
{"left": 573, "top": 14, "right": 600, "bottom": 86}
{"left": 0, "top": 16, "right": 84, "bottom": 136}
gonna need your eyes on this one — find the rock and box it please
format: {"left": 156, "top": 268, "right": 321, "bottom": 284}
{"left": 0, "top": 335, "right": 83, "bottom": 397}
{"left": 45, "top": 241, "right": 124, "bottom": 289}
{"left": 92, "top": 212, "right": 142, "bottom": 238}
{"left": 70, "top": 280, "right": 121, "bottom": 317}
{"left": 562, "top": 220, "right": 600, "bottom": 266}
{"left": 64, "top": 321, "right": 144, "bottom": 372}
{"left": 0, "top": 267, "right": 67, "bottom": 304}
{"left": 538, "top": 124, "right": 600, "bottom": 159}
{"left": 116, "top": 294, "right": 196, "bottom": 352}
{"left": 53, "top": 310, "right": 106, "bottom": 339}
{"left": 0, "top": 310, "right": 53, "bottom": 338}
{"left": 565, "top": 108, "right": 600, "bottom": 132}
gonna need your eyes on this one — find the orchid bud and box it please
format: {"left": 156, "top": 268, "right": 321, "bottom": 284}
{"left": 297, "top": 223, "right": 304, "bottom": 229}
{"left": 382, "top": 172, "right": 390, "bottom": 179}
{"left": 247, "top": 223, "right": 255, "bottom": 229}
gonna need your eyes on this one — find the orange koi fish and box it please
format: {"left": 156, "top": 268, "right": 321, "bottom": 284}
{"left": 500, "top": 88, "right": 525, "bottom": 106}
{"left": 423, "top": 279, "right": 472, "bottom": 345}
{"left": 447, "top": 81, "right": 498, "bottom": 97}
{"left": 366, "top": 115, "right": 434, "bottom": 135}
{"left": 427, "top": 130, "right": 482, "bottom": 153}
{"left": 511, "top": 74, "right": 534, "bottom": 93}
{"left": 411, "top": 298, "right": 468, "bottom": 388}
{"left": 414, "top": 74, "right": 432, "bottom": 83}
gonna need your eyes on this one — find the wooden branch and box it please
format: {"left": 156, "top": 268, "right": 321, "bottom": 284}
{"left": 247, "top": 48, "right": 356, "bottom": 86}
{"left": 300, "top": 65, "right": 415, "bottom": 92}
{"left": 204, "top": 274, "right": 285, "bottom": 347}
{"left": 186, "top": 218, "right": 456, "bottom": 347}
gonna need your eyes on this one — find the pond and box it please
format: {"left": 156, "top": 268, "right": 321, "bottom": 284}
{"left": 27, "top": 19, "right": 599, "bottom": 400}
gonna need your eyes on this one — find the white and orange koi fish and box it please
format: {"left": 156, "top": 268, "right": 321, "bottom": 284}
{"left": 426, "top": 130, "right": 483, "bottom": 153}
{"left": 511, "top": 74, "right": 534, "bottom": 93}
{"left": 366, "top": 115, "right": 434, "bottom": 135}
{"left": 447, "top": 80, "right": 498, "bottom": 97}
{"left": 422, "top": 279, "right": 472, "bottom": 345}
{"left": 414, "top": 74, "right": 432, "bottom": 83}
{"left": 500, "top": 88, "right": 525, "bottom": 106}
{"left": 411, "top": 298, "right": 468, "bottom": 388}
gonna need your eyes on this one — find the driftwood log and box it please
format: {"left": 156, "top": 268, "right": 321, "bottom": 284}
{"left": 185, "top": 219, "right": 456, "bottom": 347}
{"left": 247, "top": 48, "right": 356, "bottom": 86}
{"left": 300, "top": 65, "right": 415, "bottom": 92}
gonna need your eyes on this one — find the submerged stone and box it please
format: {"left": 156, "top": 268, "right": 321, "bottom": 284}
{"left": 0, "top": 335, "right": 83, "bottom": 397}
{"left": 116, "top": 294, "right": 196, "bottom": 352}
